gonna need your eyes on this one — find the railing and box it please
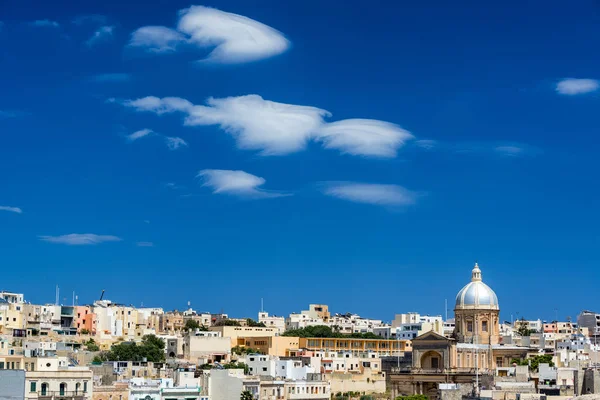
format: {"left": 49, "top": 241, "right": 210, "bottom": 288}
{"left": 38, "top": 391, "right": 87, "bottom": 398}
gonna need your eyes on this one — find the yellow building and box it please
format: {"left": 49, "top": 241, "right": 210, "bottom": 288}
{"left": 298, "top": 337, "right": 411, "bottom": 356}
{"left": 237, "top": 336, "right": 301, "bottom": 357}
{"left": 209, "top": 325, "right": 278, "bottom": 347}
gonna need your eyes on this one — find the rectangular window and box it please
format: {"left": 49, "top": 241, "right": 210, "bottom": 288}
{"left": 467, "top": 321, "right": 473, "bottom": 332}
{"left": 482, "top": 321, "right": 488, "bottom": 332}
{"left": 30, "top": 382, "right": 37, "bottom": 392}
{"left": 496, "top": 357, "right": 503, "bottom": 368}
{"left": 83, "top": 381, "right": 88, "bottom": 392}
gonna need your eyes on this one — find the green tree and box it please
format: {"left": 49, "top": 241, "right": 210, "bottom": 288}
{"left": 184, "top": 319, "right": 201, "bottom": 331}
{"left": 106, "top": 335, "right": 165, "bottom": 362}
{"left": 80, "top": 328, "right": 90, "bottom": 335}
{"left": 395, "top": 396, "right": 428, "bottom": 400}
{"left": 511, "top": 355, "right": 554, "bottom": 371}
{"left": 240, "top": 390, "right": 254, "bottom": 400}
{"left": 222, "top": 362, "right": 250, "bottom": 374}
{"left": 246, "top": 319, "right": 266, "bottom": 327}
{"left": 214, "top": 319, "right": 242, "bottom": 327}
{"left": 85, "top": 339, "right": 100, "bottom": 352}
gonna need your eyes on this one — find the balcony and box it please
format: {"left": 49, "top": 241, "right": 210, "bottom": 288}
{"left": 37, "top": 391, "right": 87, "bottom": 400}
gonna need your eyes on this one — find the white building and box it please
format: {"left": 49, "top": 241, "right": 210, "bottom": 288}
{"left": 258, "top": 312, "right": 286, "bottom": 334}
{"left": 128, "top": 377, "right": 208, "bottom": 400}
{"left": 245, "top": 355, "right": 315, "bottom": 380}
{"left": 0, "top": 291, "right": 24, "bottom": 304}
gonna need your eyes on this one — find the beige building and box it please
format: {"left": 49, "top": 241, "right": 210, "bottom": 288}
{"left": 297, "top": 337, "right": 411, "bottom": 356}
{"left": 389, "top": 263, "right": 530, "bottom": 398}
{"left": 209, "top": 325, "right": 278, "bottom": 347}
{"left": 237, "top": 336, "right": 301, "bottom": 357}
{"left": 183, "top": 333, "right": 231, "bottom": 363}
{"left": 92, "top": 382, "right": 129, "bottom": 400}
{"left": 25, "top": 357, "right": 93, "bottom": 400}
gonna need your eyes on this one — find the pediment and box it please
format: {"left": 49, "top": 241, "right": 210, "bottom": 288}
{"left": 412, "top": 330, "right": 452, "bottom": 342}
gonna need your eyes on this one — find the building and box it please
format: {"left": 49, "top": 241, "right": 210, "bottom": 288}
{"left": 128, "top": 375, "right": 207, "bottom": 400}
{"left": 389, "top": 263, "right": 530, "bottom": 398}
{"left": 0, "top": 369, "right": 26, "bottom": 400}
{"left": 258, "top": 312, "right": 286, "bottom": 334}
{"left": 209, "top": 325, "right": 278, "bottom": 347}
{"left": 578, "top": 311, "right": 600, "bottom": 337}
{"left": 297, "top": 337, "right": 410, "bottom": 356}
{"left": 25, "top": 357, "right": 93, "bottom": 400}
{"left": 236, "top": 336, "right": 300, "bottom": 357}
{"left": 0, "top": 292, "right": 24, "bottom": 304}
{"left": 183, "top": 332, "right": 231, "bottom": 363}
{"left": 245, "top": 355, "right": 315, "bottom": 379}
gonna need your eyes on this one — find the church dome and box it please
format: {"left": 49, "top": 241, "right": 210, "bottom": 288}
{"left": 455, "top": 263, "right": 499, "bottom": 310}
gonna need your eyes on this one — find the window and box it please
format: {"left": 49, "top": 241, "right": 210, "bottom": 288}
{"left": 83, "top": 381, "right": 88, "bottom": 392}
{"left": 467, "top": 321, "right": 473, "bottom": 332}
{"left": 496, "top": 357, "right": 503, "bottom": 368}
{"left": 262, "top": 367, "right": 267, "bottom": 371}
{"left": 30, "top": 382, "right": 37, "bottom": 392}
{"left": 59, "top": 383, "right": 66, "bottom": 396}
{"left": 482, "top": 321, "right": 488, "bottom": 332}
{"left": 0, "top": 362, "right": 4, "bottom": 369}
{"left": 41, "top": 383, "right": 48, "bottom": 396}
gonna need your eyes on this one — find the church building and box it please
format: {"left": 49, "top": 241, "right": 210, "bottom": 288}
{"left": 389, "top": 263, "right": 530, "bottom": 398}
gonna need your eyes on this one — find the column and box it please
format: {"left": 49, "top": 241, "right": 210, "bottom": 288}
{"left": 419, "top": 382, "right": 423, "bottom": 394}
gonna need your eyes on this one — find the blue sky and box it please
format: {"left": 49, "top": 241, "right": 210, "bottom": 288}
{"left": 1, "top": 0, "right": 599, "bottom": 323}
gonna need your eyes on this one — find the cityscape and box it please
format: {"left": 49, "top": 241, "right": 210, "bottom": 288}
{"left": 1, "top": 263, "right": 600, "bottom": 400}
{"left": 2, "top": 0, "right": 599, "bottom": 400}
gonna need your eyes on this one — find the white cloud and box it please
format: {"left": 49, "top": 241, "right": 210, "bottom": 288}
{"left": 126, "top": 128, "right": 153, "bottom": 142}
{"left": 414, "top": 139, "right": 437, "bottom": 150}
{"left": 137, "top": 241, "right": 154, "bottom": 247}
{"left": 86, "top": 26, "right": 115, "bottom": 46}
{"left": 165, "top": 136, "right": 188, "bottom": 150}
{"left": 323, "top": 182, "right": 418, "bottom": 207}
{"left": 0, "top": 206, "right": 22, "bottom": 214}
{"left": 92, "top": 73, "right": 131, "bottom": 82}
{"left": 185, "top": 95, "right": 329, "bottom": 155}
{"left": 129, "top": 6, "right": 290, "bottom": 63}
{"left": 124, "top": 96, "right": 193, "bottom": 114}
{"left": 317, "top": 119, "right": 413, "bottom": 157}
{"left": 39, "top": 233, "right": 122, "bottom": 245}
{"left": 31, "top": 20, "right": 60, "bottom": 28}
{"left": 556, "top": 78, "right": 599, "bottom": 95}
{"left": 121, "top": 94, "right": 413, "bottom": 157}
{"left": 197, "top": 169, "right": 288, "bottom": 198}
{"left": 129, "top": 26, "right": 186, "bottom": 53}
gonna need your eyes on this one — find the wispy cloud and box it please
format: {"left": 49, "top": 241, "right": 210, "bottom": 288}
{"left": 31, "top": 19, "right": 60, "bottom": 28}
{"left": 120, "top": 95, "right": 413, "bottom": 157}
{"left": 129, "top": 26, "right": 186, "bottom": 53}
{"left": 0, "top": 206, "right": 22, "bottom": 214}
{"left": 494, "top": 146, "right": 525, "bottom": 157}
{"left": 129, "top": 5, "right": 290, "bottom": 63}
{"left": 126, "top": 128, "right": 153, "bottom": 142}
{"left": 39, "top": 233, "right": 122, "bottom": 245}
{"left": 0, "top": 110, "right": 29, "bottom": 119}
{"left": 165, "top": 136, "right": 188, "bottom": 150}
{"left": 197, "top": 169, "right": 289, "bottom": 199}
{"left": 414, "top": 139, "right": 437, "bottom": 150}
{"left": 323, "top": 182, "right": 419, "bottom": 207}
{"left": 86, "top": 26, "right": 115, "bottom": 47}
{"left": 72, "top": 14, "right": 108, "bottom": 26}
{"left": 91, "top": 73, "right": 131, "bottom": 82}
{"left": 556, "top": 78, "right": 599, "bottom": 95}
{"left": 136, "top": 241, "right": 154, "bottom": 247}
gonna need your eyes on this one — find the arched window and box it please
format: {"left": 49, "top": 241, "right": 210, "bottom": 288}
{"left": 41, "top": 383, "right": 49, "bottom": 396}
{"left": 75, "top": 382, "right": 81, "bottom": 394}
{"left": 59, "top": 382, "right": 67, "bottom": 396}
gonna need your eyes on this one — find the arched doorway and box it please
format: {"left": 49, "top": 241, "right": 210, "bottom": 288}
{"left": 420, "top": 350, "right": 443, "bottom": 370}
{"left": 59, "top": 382, "right": 67, "bottom": 396}
{"left": 41, "top": 383, "right": 49, "bottom": 396}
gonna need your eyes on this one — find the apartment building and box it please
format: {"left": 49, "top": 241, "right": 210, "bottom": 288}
{"left": 236, "top": 336, "right": 300, "bottom": 357}
{"left": 258, "top": 312, "right": 286, "bottom": 334}
{"left": 183, "top": 332, "right": 231, "bottom": 363}
{"left": 25, "top": 357, "right": 93, "bottom": 400}
{"left": 578, "top": 311, "right": 600, "bottom": 336}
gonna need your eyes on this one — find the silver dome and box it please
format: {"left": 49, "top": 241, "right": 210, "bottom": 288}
{"left": 455, "top": 263, "right": 499, "bottom": 310}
